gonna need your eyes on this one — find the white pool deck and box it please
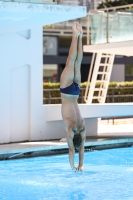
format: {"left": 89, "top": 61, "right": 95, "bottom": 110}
{"left": 0, "top": 123, "right": 133, "bottom": 159}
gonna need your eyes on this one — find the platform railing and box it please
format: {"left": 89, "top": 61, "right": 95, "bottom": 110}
{"left": 87, "top": 4, "right": 133, "bottom": 45}
{"left": 0, "top": 0, "right": 88, "bottom": 6}
{"left": 0, "top": 0, "right": 57, "bottom": 4}
{"left": 43, "top": 87, "right": 133, "bottom": 104}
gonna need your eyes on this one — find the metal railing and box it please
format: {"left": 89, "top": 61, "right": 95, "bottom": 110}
{"left": 43, "top": 88, "right": 86, "bottom": 104}
{"left": 87, "top": 4, "right": 133, "bottom": 45}
{"left": 97, "top": 4, "right": 133, "bottom": 12}
{"left": 0, "top": 0, "right": 57, "bottom": 4}
{"left": 101, "top": 116, "right": 133, "bottom": 125}
{"left": 43, "top": 87, "right": 133, "bottom": 104}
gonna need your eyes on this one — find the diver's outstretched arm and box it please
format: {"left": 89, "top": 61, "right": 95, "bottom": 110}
{"left": 66, "top": 129, "right": 77, "bottom": 171}
{"left": 78, "top": 128, "right": 86, "bottom": 171}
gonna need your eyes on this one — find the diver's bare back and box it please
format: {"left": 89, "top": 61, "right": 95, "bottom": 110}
{"left": 61, "top": 93, "right": 84, "bottom": 132}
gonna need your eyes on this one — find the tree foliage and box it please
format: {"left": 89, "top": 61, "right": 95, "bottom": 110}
{"left": 97, "top": 0, "right": 133, "bottom": 9}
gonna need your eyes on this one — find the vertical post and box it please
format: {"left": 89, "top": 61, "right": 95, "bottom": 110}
{"left": 112, "top": 88, "right": 114, "bottom": 103}
{"left": 48, "top": 90, "right": 51, "bottom": 104}
{"left": 84, "top": 53, "right": 96, "bottom": 103}
{"left": 87, "top": 53, "right": 101, "bottom": 104}
{"left": 113, "top": 118, "right": 114, "bottom": 125}
{"left": 87, "top": 14, "right": 90, "bottom": 45}
{"left": 93, "top": 0, "right": 97, "bottom": 10}
{"left": 106, "top": 10, "right": 109, "bottom": 43}
{"left": 81, "top": 88, "right": 84, "bottom": 103}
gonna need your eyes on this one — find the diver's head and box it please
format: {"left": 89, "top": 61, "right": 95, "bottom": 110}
{"left": 73, "top": 134, "right": 82, "bottom": 150}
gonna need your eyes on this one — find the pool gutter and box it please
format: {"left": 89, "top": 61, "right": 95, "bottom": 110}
{"left": 0, "top": 136, "right": 133, "bottom": 160}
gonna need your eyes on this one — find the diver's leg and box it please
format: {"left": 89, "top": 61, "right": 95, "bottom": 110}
{"left": 60, "top": 21, "right": 80, "bottom": 88}
{"left": 74, "top": 22, "right": 83, "bottom": 85}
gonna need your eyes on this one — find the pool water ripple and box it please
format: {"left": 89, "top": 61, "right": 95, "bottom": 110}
{"left": 0, "top": 147, "right": 133, "bottom": 200}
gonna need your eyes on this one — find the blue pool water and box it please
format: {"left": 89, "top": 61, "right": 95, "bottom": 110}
{"left": 0, "top": 147, "right": 133, "bottom": 200}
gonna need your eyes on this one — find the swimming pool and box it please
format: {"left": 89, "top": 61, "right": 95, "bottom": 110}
{"left": 0, "top": 147, "right": 133, "bottom": 200}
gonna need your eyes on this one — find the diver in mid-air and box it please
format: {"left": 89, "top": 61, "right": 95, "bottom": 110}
{"left": 60, "top": 21, "right": 86, "bottom": 172}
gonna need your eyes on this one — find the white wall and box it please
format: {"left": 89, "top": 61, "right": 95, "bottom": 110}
{"left": 0, "top": 28, "right": 44, "bottom": 143}
{"left": 10, "top": 64, "right": 30, "bottom": 141}
{"left": 110, "top": 64, "right": 125, "bottom": 82}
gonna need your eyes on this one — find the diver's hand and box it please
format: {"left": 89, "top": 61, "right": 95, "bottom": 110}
{"left": 77, "top": 165, "right": 83, "bottom": 172}
{"left": 72, "top": 166, "right": 78, "bottom": 172}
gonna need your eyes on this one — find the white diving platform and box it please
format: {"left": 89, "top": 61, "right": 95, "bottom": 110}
{"left": 45, "top": 104, "right": 133, "bottom": 121}
{"left": 84, "top": 40, "right": 133, "bottom": 57}
{"left": 0, "top": 1, "right": 86, "bottom": 34}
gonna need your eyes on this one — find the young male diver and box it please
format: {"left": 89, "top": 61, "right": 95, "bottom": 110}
{"left": 60, "top": 21, "right": 86, "bottom": 172}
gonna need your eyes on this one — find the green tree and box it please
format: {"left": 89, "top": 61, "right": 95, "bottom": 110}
{"left": 97, "top": 0, "right": 133, "bottom": 9}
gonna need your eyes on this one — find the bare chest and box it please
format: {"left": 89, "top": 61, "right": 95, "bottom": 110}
{"left": 61, "top": 98, "right": 84, "bottom": 131}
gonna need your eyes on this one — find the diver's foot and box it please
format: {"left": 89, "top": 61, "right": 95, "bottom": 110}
{"left": 76, "top": 22, "right": 83, "bottom": 37}
{"left": 72, "top": 21, "right": 80, "bottom": 37}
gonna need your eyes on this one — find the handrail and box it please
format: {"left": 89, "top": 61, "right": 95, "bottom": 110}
{"left": 0, "top": 0, "right": 57, "bottom": 4}
{"left": 87, "top": 4, "right": 133, "bottom": 45}
{"left": 43, "top": 87, "right": 133, "bottom": 91}
{"left": 89, "top": 4, "right": 133, "bottom": 13}
{"left": 43, "top": 87, "right": 133, "bottom": 104}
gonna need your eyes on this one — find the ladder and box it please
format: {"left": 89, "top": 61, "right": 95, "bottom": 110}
{"left": 84, "top": 53, "right": 115, "bottom": 104}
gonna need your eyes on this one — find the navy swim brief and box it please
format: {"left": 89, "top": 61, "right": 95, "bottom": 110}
{"left": 60, "top": 82, "right": 80, "bottom": 95}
